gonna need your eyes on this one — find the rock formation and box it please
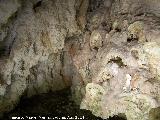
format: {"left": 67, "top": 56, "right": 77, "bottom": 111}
{"left": 0, "top": 0, "right": 160, "bottom": 120}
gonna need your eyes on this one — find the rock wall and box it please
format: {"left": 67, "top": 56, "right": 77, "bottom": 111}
{"left": 0, "top": 0, "right": 84, "bottom": 115}
{"left": 70, "top": 0, "right": 160, "bottom": 120}
{"left": 0, "top": 0, "right": 160, "bottom": 120}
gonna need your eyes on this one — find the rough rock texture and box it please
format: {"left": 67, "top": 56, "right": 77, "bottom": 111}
{"left": 0, "top": 0, "right": 160, "bottom": 120}
{"left": 0, "top": 0, "right": 84, "bottom": 115}
{"left": 70, "top": 0, "right": 160, "bottom": 120}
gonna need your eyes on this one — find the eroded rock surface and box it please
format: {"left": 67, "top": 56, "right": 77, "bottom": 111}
{"left": 70, "top": 0, "right": 160, "bottom": 120}
{"left": 0, "top": 0, "right": 84, "bottom": 115}
{"left": 0, "top": 0, "right": 160, "bottom": 120}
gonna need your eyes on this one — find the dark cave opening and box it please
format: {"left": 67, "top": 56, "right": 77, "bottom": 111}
{"left": 3, "top": 88, "right": 126, "bottom": 120}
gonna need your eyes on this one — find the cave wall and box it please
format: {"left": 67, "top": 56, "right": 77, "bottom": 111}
{"left": 0, "top": 0, "right": 85, "bottom": 115}
{"left": 70, "top": 0, "right": 160, "bottom": 120}
{"left": 0, "top": 0, "right": 160, "bottom": 120}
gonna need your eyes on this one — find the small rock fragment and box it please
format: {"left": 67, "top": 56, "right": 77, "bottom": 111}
{"left": 128, "top": 21, "right": 146, "bottom": 43}
{"left": 90, "top": 30, "right": 103, "bottom": 50}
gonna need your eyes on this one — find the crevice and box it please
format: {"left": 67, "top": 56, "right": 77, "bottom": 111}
{"left": 108, "top": 57, "right": 126, "bottom": 67}
{"left": 127, "top": 34, "right": 139, "bottom": 42}
{"left": 33, "top": 1, "right": 42, "bottom": 12}
{"left": 87, "top": 0, "right": 104, "bottom": 13}
{"left": 115, "top": 27, "right": 121, "bottom": 32}
{"left": 93, "top": 46, "right": 99, "bottom": 51}
{"left": 0, "top": 9, "right": 19, "bottom": 59}
{"left": 0, "top": 41, "right": 7, "bottom": 58}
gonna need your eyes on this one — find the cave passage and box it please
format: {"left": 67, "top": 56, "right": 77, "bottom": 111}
{"left": 3, "top": 88, "right": 126, "bottom": 120}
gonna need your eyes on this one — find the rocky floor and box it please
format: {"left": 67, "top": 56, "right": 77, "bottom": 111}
{"left": 2, "top": 88, "right": 126, "bottom": 120}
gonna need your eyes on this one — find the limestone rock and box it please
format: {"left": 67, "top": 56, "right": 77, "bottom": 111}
{"left": 0, "top": 0, "right": 20, "bottom": 25}
{"left": 0, "top": 0, "right": 80, "bottom": 115}
{"left": 80, "top": 83, "right": 105, "bottom": 116}
{"left": 128, "top": 21, "right": 146, "bottom": 43}
{"left": 90, "top": 30, "right": 103, "bottom": 50}
{"left": 0, "top": 0, "right": 160, "bottom": 120}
